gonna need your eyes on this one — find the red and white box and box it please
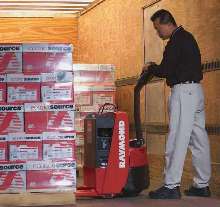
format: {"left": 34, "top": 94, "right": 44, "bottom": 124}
{"left": 0, "top": 104, "right": 24, "bottom": 134}
{"left": 26, "top": 160, "right": 76, "bottom": 192}
{"left": 7, "top": 74, "right": 41, "bottom": 104}
{"left": 41, "top": 71, "right": 73, "bottom": 83}
{"left": 41, "top": 82, "right": 73, "bottom": 103}
{"left": 25, "top": 103, "right": 75, "bottom": 133}
{"left": 74, "top": 70, "right": 114, "bottom": 85}
{"left": 76, "top": 132, "right": 84, "bottom": 146}
{"left": 0, "top": 161, "right": 26, "bottom": 192}
{"left": 8, "top": 133, "right": 43, "bottom": 161}
{"left": 77, "top": 86, "right": 116, "bottom": 112}
{"left": 0, "top": 135, "right": 8, "bottom": 161}
{"left": 76, "top": 146, "right": 84, "bottom": 167}
{"left": 0, "top": 75, "right": 6, "bottom": 103}
{"left": 74, "top": 90, "right": 92, "bottom": 106}
{"left": 73, "top": 64, "right": 99, "bottom": 71}
{"left": 74, "top": 112, "right": 89, "bottom": 132}
{"left": 43, "top": 132, "right": 76, "bottom": 161}
{"left": 0, "top": 44, "right": 22, "bottom": 74}
{"left": 23, "top": 44, "right": 73, "bottom": 73}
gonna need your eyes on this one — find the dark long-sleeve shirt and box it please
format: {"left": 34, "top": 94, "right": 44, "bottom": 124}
{"left": 148, "top": 26, "right": 203, "bottom": 87}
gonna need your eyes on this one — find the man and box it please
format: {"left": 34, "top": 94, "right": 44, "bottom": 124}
{"left": 143, "top": 9, "right": 211, "bottom": 199}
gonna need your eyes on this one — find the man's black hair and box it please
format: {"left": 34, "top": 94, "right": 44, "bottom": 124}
{"left": 151, "top": 9, "right": 177, "bottom": 26}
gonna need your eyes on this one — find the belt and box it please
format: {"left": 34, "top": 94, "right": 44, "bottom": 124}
{"left": 171, "top": 81, "right": 200, "bottom": 87}
{"left": 179, "top": 81, "right": 200, "bottom": 84}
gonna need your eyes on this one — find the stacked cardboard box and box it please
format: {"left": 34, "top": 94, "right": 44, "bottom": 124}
{"left": 0, "top": 44, "right": 76, "bottom": 193}
{"left": 73, "top": 64, "right": 115, "bottom": 168}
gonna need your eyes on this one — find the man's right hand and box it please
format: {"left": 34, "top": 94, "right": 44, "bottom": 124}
{"left": 142, "top": 61, "right": 156, "bottom": 74}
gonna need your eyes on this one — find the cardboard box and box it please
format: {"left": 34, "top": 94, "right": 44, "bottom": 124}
{"left": 25, "top": 103, "right": 75, "bottom": 133}
{"left": 0, "top": 75, "right": 6, "bottom": 103}
{"left": 0, "top": 44, "right": 22, "bottom": 74}
{"left": 76, "top": 146, "right": 84, "bottom": 167}
{"left": 76, "top": 132, "right": 84, "bottom": 146}
{"left": 74, "top": 91, "right": 92, "bottom": 106}
{"left": 0, "top": 161, "right": 26, "bottom": 192}
{"left": 0, "top": 135, "right": 8, "bottom": 161}
{"left": 23, "top": 44, "right": 73, "bottom": 73}
{"left": 7, "top": 83, "right": 41, "bottom": 104}
{"left": 74, "top": 112, "right": 89, "bottom": 132}
{"left": 41, "top": 71, "right": 73, "bottom": 83}
{"left": 41, "top": 82, "right": 73, "bottom": 103}
{"left": 74, "top": 70, "right": 114, "bottom": 84}
{"left": 8, "top": 133, "right": 43, "bottom": 161}
{"left": 6, "top": 74, "right": 41, "bottom": 104}
{"left": 72, "top": 64, "right": 99, "bottom": 71}
{"left": 0, "top": 84, "right": 6, "bottom": 104}
{"left": 0, "top": 104, "right": 24, "bottom": 133}
{"left": 75, "top": 86, "right": 116, "bottom": 112}
{"left": 26, "top": 160, "right": 76, "bottom": 191}
{"left": 43, "top": 132, "right": 76, "bottom": 161}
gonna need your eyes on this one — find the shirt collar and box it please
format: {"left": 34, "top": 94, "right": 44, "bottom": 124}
{"left": 170, "top": 25, "right": 183, "bottom": 39}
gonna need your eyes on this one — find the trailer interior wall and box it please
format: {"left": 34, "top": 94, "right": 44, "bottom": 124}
{"left": 78, "top": 0, "right": 220, "bottom": 196}
{"left": 0, "top": 17, "right": 78, "bottom": 61}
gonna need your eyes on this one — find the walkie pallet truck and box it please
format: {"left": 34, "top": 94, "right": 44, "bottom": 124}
{"left": 76, "top": 70, "right": 153, "bottom": 198}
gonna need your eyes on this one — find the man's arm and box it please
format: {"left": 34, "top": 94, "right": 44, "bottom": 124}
{"left": 147, "top": 39, "right": 180, "bottom": 78}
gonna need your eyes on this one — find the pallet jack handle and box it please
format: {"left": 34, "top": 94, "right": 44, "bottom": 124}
{"left": 133, "top": 70, "right": 153, "bottom": 146}
{"left": 98, "top": 103, "right": 118, "bottom": 114}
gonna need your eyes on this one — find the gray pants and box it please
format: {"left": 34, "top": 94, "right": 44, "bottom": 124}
{"left": 165, "top": 83, "right": 211, "bottom": 189}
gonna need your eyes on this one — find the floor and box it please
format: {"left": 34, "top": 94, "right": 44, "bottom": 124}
{"left": 75, "top": 176, "right": 220, "bottom": 207}
{"left": 77, "top": 191, "right": 220, "bottom": 207}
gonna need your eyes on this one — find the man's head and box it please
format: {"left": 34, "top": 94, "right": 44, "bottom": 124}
{"left": 150, "top": 9, "right": 177, "bottom": 40}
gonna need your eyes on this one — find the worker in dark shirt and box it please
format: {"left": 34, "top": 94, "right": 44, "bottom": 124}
{"left": 143, "top": 9, "right": 211, "bottom": 199}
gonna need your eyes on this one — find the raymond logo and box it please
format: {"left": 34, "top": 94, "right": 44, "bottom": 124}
{"left": 118, "top": 120, "right": 126, "bottom": 168}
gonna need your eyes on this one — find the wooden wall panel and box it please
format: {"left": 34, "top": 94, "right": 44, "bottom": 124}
{"left": 144, "top": 0, "right": 220, "bottom": 62}
{"left": 0, "top": 18, "right": 78, "bottom": 61}
{"left": 145, "top": 80, "right": 166, "bottom": 123}
{"left": 146, "top": 134, "right": 166, "bottom": 155}
{"left": 79, "top": 0, "right": 152, "bottom": 80}
{"left": 78, "top": 0, "right": 220, "bottom": 196}
{"left": 203, "top": 71, "right": 220, "bottom": 125}
{"left": 116, "top": 84, "right": 146, "bottom": 125}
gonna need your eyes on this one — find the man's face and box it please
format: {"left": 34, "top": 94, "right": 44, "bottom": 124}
{"left": 153, "top": 18, "right": 171, "bottom": 40}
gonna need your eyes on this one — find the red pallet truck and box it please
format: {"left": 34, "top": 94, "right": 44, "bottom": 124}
{"left": 76, "top": 70, "right": 153, "bottom": 198}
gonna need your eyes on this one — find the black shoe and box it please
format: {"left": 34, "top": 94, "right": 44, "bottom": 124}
{"left": 148, "top": 186, "right": 181, "bottom": 199}
{"left": 184, "top": 186, "right": 211, "bottom": 197}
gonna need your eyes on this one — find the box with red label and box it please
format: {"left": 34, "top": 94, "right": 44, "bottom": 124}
{"left": 25, "top": 103, "right": 75, "bottom": 133}
{"left": 8, "top": 133, "right": 43, "bottom": 162}
{"left": 76, "top": 132, "right": 84, "bottom": 146}
{"left": 23, "top": 44, "right": 73, "bottom": 73}
{"left": 76, "top": 146, "right": 84, "bottom": 167}
{"left": 74, "top": 70, "right": 114, "bottom": 85}
{"left": 26, "top": 160, "right": 76, "bottom": 192}
{"left": 7, "top": 74, "right": 41, "bottom": 104}
{"left": 74, "top": 90, "right": 92, "bottom": 106}
{"left": 0, "top": 44, "right": 22, "bottom": 74}
{"left": 0, "top": 135, "right": 8, "bottom": 161}
{"left": 41, "top": 82, "right": 73, "bottom": 103}
{"left": 43, "top": 132, "right": 76, "bottom": 161}
{"left": 0, "top": 161, "right": 26, "bottom": 193}
{"left": 76, "top": 86, "right": 116, "bottom": 112}
{"left": 75, "top": 112, "right": 90, "bottom": 132}
{"left": 0, "top": 75, "right": 6, "bottom": 103}
{"left": 41, "top": 71, "right": 73, "bottom": 83}
{"left": 0, "top": 104, "right": 24, "bottom": 134}
{"left": 93, "top": 91, "right": 115, "bottom": 107}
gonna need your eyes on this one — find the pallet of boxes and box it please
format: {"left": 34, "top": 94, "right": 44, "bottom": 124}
{"left": 0, "top": 44, "right": 76, "bottom": 206}
{"left": 73, "top": 64, "right": 115, "bottom": 178}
